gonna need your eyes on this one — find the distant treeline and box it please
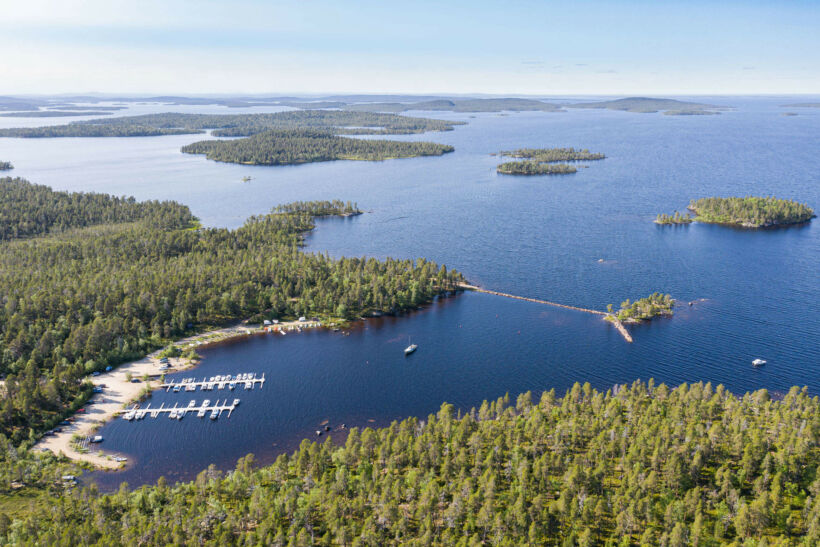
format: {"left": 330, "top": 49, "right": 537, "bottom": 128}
{"left": 689, "top": 197, "right": 815, "bottom": 227}
{"left": 0, "top": 111, "right": 462, "bottom": 139}
{"left": 181, "top": 129, "right": 454, "bottom": 166}
{"left": 0, "top": 179, "right": 463, "bottom": 443}
{"left": 568, "top": 97, "right": 725, "bottom": 114}
{"left": 0, "top": 125, "right": 197, "bottom": 138}
{"left": 0, "top": 111, "right": 115, "bottom": 118}
{"left": 0, "top": 162, "right": 12, "bottom": 171}
{"left": 344, "top": 97, "right": 563, "bottom": 113}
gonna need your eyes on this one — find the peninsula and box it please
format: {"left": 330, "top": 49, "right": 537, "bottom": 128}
{"left": 0, "top": 178, "right": 464, "bottom": 443}
{"left": 0, "top": 161, "right": 12, "bottom": 171}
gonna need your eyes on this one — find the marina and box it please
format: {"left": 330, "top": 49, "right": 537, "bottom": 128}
{"left": 121, "top": 398, "right": 241, "bottom": 421}
{"left": 161, "top": 372, "right": 265, "bottom": 393}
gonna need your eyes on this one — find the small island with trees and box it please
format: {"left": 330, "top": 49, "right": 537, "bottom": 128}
{"left": 655, "top": 211, "right": 693, "bottom": 224}
{"left": 607, "top": 293, "right": 674, "bottom": 322}
{"left": 688, "top": 196, "right": 815, "bottom": 228}
{"left": 496, "top": 147, "right": 605, "bottom": 176}
{"left": 0, "top": 161, "right": 12, "bottom": 171}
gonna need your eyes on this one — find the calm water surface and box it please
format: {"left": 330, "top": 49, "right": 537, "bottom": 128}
{"left": 1, "top": 97, "right": 818, "bottom": 489}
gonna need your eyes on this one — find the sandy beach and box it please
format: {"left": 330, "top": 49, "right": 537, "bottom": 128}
{"left": 34, "top": 320, "right": 319, "bottom": 469}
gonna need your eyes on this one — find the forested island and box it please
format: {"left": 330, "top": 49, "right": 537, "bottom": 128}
{"left": 497, "top": 161, "right": 578, "bottom": 175}
{"left": 0, "top": 178, "right": 464, "bottom": 443}
{"left": 3, "top": 380, "right": 820, "bottom": 544}
{"left": 608, "top": 293, "right": 674, "bottom": 322}
{"left": 655, "top": 211, "right": 693, "bottom": 225}
{"left": 500, "top": 147, "right": 605, "bottom": 162}
{"left": 496, "top": 147, "right": 605, "bottom": 176}
{"left": 0, "top": 162, "right": 12, "bottom": 171}
{"left": 181, "top": 129, "right": 454, "bottom": 165}
{"left": 0, "top": 111, "right": 462, "bottom": 138}
{"left": 568, "top": 97, "right": 725, "bottom": 114}
{"left": 688, "top": 197, "right": 815, "bottom": 227}
{"left": 0, "top": 110, "right": 114, "bottom": 118}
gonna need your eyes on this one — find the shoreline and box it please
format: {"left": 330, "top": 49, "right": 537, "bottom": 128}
{"left": 33, "top": 319, "right": 321, "bottom": 470}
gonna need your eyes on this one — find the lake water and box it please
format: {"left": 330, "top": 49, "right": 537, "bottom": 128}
{"left": 2, "top": 97, "right": 818, "bottom": 489}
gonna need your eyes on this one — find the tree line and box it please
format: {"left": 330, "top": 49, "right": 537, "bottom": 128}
{"left": 181, "top": 129, "right": 454, "bottom": 166}
{"left": 0, "top": 162, "right": 12, "bottom": 171}
{"left": 0, "top": 180, "right": 464, "bottom": 443}
{"left": 3, "top": 380, "right": 819, "bottom": 544}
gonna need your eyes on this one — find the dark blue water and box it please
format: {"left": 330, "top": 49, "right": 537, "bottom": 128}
{"left": 5, "top": 97, "right": 817, "bottom": 489}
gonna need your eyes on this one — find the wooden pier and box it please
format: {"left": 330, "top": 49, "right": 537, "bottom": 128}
{"left": 458, "top": 283, "right": 633, "bottom": 343}
{"left": 121, "top": 398, "right": 240, "bottom": 421}
{"left": 160, "top": 373, "right": 265, "bottom": 393}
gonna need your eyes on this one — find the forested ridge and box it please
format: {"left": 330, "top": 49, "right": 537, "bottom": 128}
{"left": 0, "top": 162, "right": 12, "bottom": 171}
{"left": 689, "top": 197, "right": 815, "bottom": 227}
{"left": 0, "top": 180, "right": 463, "bottom": 443}
{"left": 181, "top": 129, "right": 454, "bottom": 166}
{"left": 0, "top": 111, "right": 462, "bottom": 138}
{"left": 3, "top": 380, "right": 820, "bottom": 545}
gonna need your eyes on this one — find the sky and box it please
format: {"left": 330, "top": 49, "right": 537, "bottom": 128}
{"left": 2, "top": 0, "right": 819, "bottom": 96}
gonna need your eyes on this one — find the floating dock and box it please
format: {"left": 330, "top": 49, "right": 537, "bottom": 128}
{"left": 121, "top": 398, "right": 241, "bottom": 421}
{"left": 160, "top": 373, "right": 264, "bottom": 393}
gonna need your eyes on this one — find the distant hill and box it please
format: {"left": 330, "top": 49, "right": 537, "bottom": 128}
{"left": 568, "top": 97, "right": 726, "bottom": 114}
{"left": 344, "top": 97, "right": 563, "bottom": 113}
{"left": 782, "top": 102, "right": 820, "bottom": 108}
